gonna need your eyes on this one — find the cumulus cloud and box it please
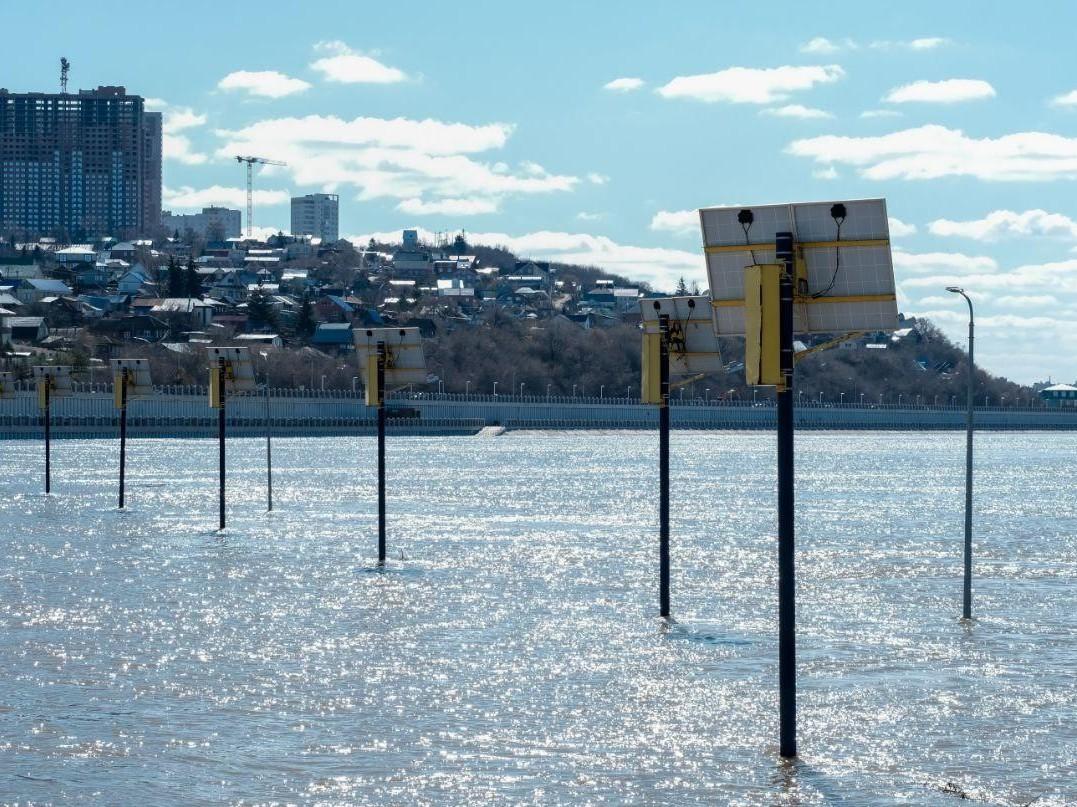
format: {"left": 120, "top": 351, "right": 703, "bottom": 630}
{"left": 352, "top": 227, "right": 706, "bottom": 290}
{"left": 893, "top": 249, "right": 998, "bottom": 273}
{"left": 860, "top": 109, "right": 902, "bottom": 119}
{"left": 801, "top": 37, "right": 950, "bottom": 52}
{"left": 395, "top": 197, "right": 498, "bottom": 216}
{"left": 586, "top": 172, "right": 609, "bottom": 185}
{"left": 214, "top": 114, "right": 577, "bottom": 210}
{"left": 218, "top": 70, "right": 312, "bottom": 98}
{"left": 928, "top": 209, "right": 1077, "bottom": 240}
{"left": 576, "top": 212, "right": 604, "bottom": 221}
{"left": 156, "top": 103, "right": 209, "bottom": 165}
{"left": 650, "top": 209, "right": 699, "bottom": 235}
{"left": 800, "top": 37, "right": 845, "bottom": 54}
{"left": 163, "top": 185, "right": 290, "bottom": 210}
{"left": 163, "top": 136, "right": 208, "bottom": 165}
{"left": 310, "top": 41, "right": 406, "bottom": 84}
{"left": 787, "top": 125, "right": 1077, "bottom": 181}
{"left": 657, "top": 65, "right": 844, "bottom": 104}
{"left": 762, "top": 104, "right": 833, "bottom": 119}
{"left": 870, "top": 37, "right": 952, "bottom": 50}
{"left": 888, "top": 216, "right": 917, "bottom": 237}
{"left": 812, "top": 166, "right": 839, "bottom": 180}
{"left": 163, "top": 108, "right": 206, "bottom": 133}
{"left": 1051, "top": 90, "right": 1077, "bottom": 107}
{"left": 604, "top": 77, "right": 644, "bottom": 92}
{"left": 884, "top": 79, "right": 995, "bottom": 104}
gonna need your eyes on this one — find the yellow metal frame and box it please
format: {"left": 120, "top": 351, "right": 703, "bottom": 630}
{"left": 365, "top": 352, "right": 382, "bottom": 406}
{"left": 704, "top": 238, "right": 889, "bottom": 255}
{"left": 713, "top": 293, "right": 896, "bottom": 308}
{"left": 640, "top": 332, "right": 662, "bottom": 405}
{"left": 744, "top": 264, "right": 782, "bottom": 387}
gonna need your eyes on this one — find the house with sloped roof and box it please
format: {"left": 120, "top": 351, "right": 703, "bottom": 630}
{"left": 15, "top": 277, "right": 72, "bottom": 304}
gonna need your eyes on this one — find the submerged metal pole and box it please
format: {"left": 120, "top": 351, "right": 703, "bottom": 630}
{"left": 218, "top": 358, "right": 226, "bottom": 530}
{"left": 658, "top": 314, "right": 671, "bottom": 618}
{"left": 376, "top": 343, "right": 387, "bottom": 565}
{"left": 776, "top": 231, "right": 797, "bottom": 758}
{"left": 119, "top": 368, "right": 129, "bottom": 509}
{"left": 43, "top": 381, "right": 51, "bottom": 495}
{"left": 265, "top": 381, "right": 273, "bottom": 512}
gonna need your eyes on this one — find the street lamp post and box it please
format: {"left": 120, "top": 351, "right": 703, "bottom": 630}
{"left": 600, "top": 384, "right": 605, "bottom": 399}
{"left": 947, "top": 286, "right": 975, "bottom": 620}
{"left": 520, "top": 382, "right": 525, "bottom": 397}
{"left": 493, "top": 381, "right": 498, "bottom": 397}
{"left": 547, "top": 383, "right": 552, "bottom": 399}
{"left": 466, "top": 380, "right": 471, "bottom": 396}
{"left": 572, "top": 384, "right": 577, "bottom": 397}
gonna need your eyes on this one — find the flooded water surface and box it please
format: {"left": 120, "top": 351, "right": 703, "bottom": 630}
{"left": 1, "top": 431, "right": 1074, "bottom": 805}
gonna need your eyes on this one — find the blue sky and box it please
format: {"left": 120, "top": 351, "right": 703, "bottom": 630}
{"left": 8, "top": 0, "right": 1077, "bottom": 383}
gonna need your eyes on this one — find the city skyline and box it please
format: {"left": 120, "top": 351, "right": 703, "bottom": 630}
{"left": 3, "top": 1, "right": 1077, "bottom": 382}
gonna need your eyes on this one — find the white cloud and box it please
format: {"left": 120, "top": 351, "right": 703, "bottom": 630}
{"left": 893, "top": 249, "right": 998, "bottom": 273}
{"left": 604, "top": 77, "right": 644, "bottom": 92}
{"left": 214, "top": 114, "right": 577, "bottom": 210}
{"left": 144, "top": 97, "right": 168, "bottom": 111}
{"left": 800, "top": 37, "right": 843, "bottom": 54}
{"left": 218, "top": 70, "right": 312, "bottom": 98}
{"left": 163, "top": 184, "right": 290, "bottom": 210}
{"left": 163, "top": 108, "right": 206, "bottom": 133}
{"left": 929, "top": 209, "right": 1077, "bottom": 241}
{"left": 163, "top": 135, "right": 208, "bottom": 165}
{"left": 310, "top": 41, "right": 406, "bottom": 84}
{"left": 888, "top": 216, "right": 917, "bottom": 237}
{"left": 908, "top": 37, "right": 951, "bottom": 50}
{"left": 884, "top": 79, "right": 995, "bottom": 104}
{"left": 395, "top": 197, "right": 498, "bottom": 216}
{"left": 762, "top": 104, "right": 833, "bottom": 119}
{"left": 650, "top": 209, "right": 699, "bottom": 235}
{"left": 870, "top": 37, "right": 952, "bottom": 50}
{"left": 813, "top": 166, "right": 839, "bottom": 180}
{"left": 586, "top": 172, "right": 609, "bottom": 185}
{"left": 787, "top": 125, "right": 1077, "bottom": 181}
{"left": 352, "top": 227, "right": 706, "bottom": 290}
{"left": 860, "top": 109, "right": 902, "bottom": 119}
{"left": 576, "top": 212, "right": 604, "bottom": 221}
{"left": 1051, "top": 90, "right": 1077, "bottom": 107}
{"left": 657, "top": 65, "right": 844, "bottom": 104}
{"left": 994, "top": 294, "right": 1059, "bottom": 308}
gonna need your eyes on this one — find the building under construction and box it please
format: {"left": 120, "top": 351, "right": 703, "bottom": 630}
{"left": 0, "top": 84, "right": 161, "bottom": 240}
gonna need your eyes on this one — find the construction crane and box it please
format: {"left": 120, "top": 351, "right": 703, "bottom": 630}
{"left": 235, "top": 155, "right": 287, "bottom": 238}
{"left": 60, "top": 57, "right": 70, "bottom": 94}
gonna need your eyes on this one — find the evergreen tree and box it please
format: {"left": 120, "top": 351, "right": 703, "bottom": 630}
{"left": 183, "top": 259, "right": 201, "bottom": 297}
{"left": 247, "top": 286, "right": 278, "bottom": 330}
{"left": 675, "top": 276, "right": 688, "bottom": 295}
{"left": 295, "top": 293, "right": 316, "bottom": 339}
{"left": 166, "top": 257, "right": 184, "bottom": 297}
{"left": 452, "top": 232, "right": 469, "bottom": 254}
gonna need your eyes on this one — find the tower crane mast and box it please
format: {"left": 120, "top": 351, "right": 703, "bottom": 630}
{"left": 235, "top": 155, "right": 287, "bottom": 238}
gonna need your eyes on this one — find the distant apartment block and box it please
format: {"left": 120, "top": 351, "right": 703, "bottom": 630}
{"left": 290, "top": 193, "right": 339, "bottom": 243}
{"left": 0, "top": 85, "right": 161, "bottom": 239}
{"left": 162, "top": 206, "right": 242, "bottom": 240}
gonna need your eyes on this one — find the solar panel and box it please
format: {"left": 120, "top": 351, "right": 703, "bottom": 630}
{"left": 353, "top": 327, "right": 427, "bottom": 385}
{"left": 111, "top": 358, "right": 153, "bottom": 400}
{"left": 639, "top": 295, "right": 723, "bottom": 375}
{"left": 206, "top": 346, "right": 257, "bottom": 393}
{"left": 31, "top": 365, "right": 74, "bottom": 397}
{"left": 699, "top": 199, "right": 898, "bottom": 335}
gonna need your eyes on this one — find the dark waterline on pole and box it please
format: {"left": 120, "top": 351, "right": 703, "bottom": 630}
{"left": 776, "top": 232, "right": 797, "bottom": 758}
{"left": 658, "top": 314, "right": 671, "bottom": 618}
{"left": 119, "top": 368, "right": 128, "bottom": 509}
{"left": 377, "top": 343, "right": 387, "bottom": 566}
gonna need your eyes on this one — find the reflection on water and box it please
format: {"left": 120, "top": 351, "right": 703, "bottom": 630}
{"left": 0, "top": 431, "right": 1074, "bottom": 805}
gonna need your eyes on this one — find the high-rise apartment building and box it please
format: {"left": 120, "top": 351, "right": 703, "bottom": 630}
{"left": 0, "top": 85, "right": 161, "bottom": 239}
{"left": 290, "top": 193, "right": 339, "bottom": 243}
{"left": 162, "top": 206, "right": 242, "bottom": 240}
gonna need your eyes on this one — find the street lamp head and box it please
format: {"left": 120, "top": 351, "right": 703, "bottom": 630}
{"left": 946, "top": 286, "right": 964, "bottom": 294}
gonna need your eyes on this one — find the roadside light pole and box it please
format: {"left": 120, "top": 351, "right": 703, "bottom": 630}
{"left": 947, "top": 286, "right": 975, "bottom": 620}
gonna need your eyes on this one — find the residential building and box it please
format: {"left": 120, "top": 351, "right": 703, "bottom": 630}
{"left": 161, "top": 206, "right": 242, "bottom": 240}
{"left": 14, "top": 277, "right": 71, "bottom": 304}
{"left": 0, "top": 86, "right": 160, "bottom": 238}
{"left": 290, "top": 193, "right": 339, "bottom": 243}
{"left": 1040, "top": 383, "right": 1077, "bottom": 407}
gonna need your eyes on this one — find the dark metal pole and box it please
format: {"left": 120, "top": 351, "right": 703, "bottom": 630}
{"left": 119, "top": 368, "right": 128, "bottom": 509}
{"left": 376, "top": 343, "right": 387, "bottom": 565}
{"left": 658, "top": 314, "right": 671, "bottom": 618}
{"left": 43, "top": 381, "right": 51, "bottom": 495}
{"left": 265, "top": 381, "right": 273, "bottom": 512}
{"left": 218, "top": 358, "right": 226, "bottom": 530}
{"left": 962, "top": 294, "right": 975, "bottom": 619}
{"left": 776, "top": 232, "right": 797, "bottom": 758}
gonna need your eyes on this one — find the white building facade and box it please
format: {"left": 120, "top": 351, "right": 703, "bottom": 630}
{"left": 290, "top": 193, "right": 339, "bottom": 243}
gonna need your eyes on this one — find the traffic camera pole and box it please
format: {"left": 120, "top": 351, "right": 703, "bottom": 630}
{"left": 776, "top": 231, "right": 797, "bottom": 758}
{"left": 376, "top": 342, "right": 387, "bottom": 565}
{"left": 118, "top": 368, "right": 129, "bottom": 509}
{"left": 658, "top": 314, "right": 671, "bottom": 618}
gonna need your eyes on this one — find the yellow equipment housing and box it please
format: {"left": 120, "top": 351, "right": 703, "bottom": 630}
{"left": 365, "top": 352, "right": 382, "bottom": 407}
{"left": 744, "top": 264, "right": 782, "bottom": 388}
{"left": 640, "top": 331, "right": 663, "bottom": 405}
{"left": 208, "top": 365, "right": 224, "bottom": 409}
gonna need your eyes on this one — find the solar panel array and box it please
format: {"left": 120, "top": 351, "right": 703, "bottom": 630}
{"left": 206, "top": 346, "right": 257, "bottom": 393}
{"left": 353, "top": 327, "right": 427, "bottom": 385}
{"left": 111, "top": 358, "right": 153, "bottom": 399}
{"left": 639, "top": 295, "right": 723, "bottom": 375}
{"left": 699, "top": 199, "right": 899, "bottom": 335}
